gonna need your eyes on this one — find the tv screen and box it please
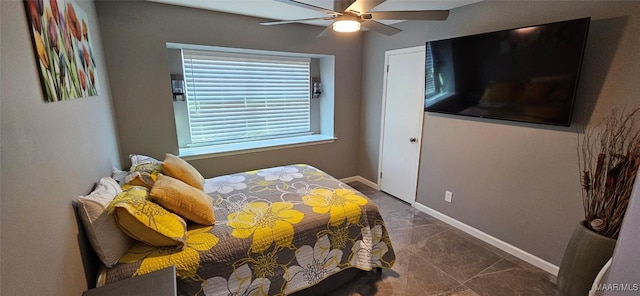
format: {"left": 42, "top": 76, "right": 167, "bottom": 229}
{"left": 424, "top": 18, "right": 590, "bottom": 126}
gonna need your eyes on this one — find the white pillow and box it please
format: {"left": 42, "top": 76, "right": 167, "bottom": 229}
{"left": 77, "top": 177, "right": 132, "bottom": 267}
{"left": 111, "top": 168, "right": 128, "bottom": 184}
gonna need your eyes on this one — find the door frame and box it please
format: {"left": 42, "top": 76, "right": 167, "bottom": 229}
{"left": 377, "top": 45, "right": 426, "bottom": 205}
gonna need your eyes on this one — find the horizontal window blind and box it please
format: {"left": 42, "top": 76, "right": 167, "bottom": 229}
{"left": 182, "top": 50, "right": 311, "bottom": 147}
{"left": 425, "top": 43, "right": 437, "bottom": 97}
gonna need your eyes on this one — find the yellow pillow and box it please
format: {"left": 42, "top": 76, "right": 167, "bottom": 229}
{"left": 162, "top": 153, "right": 204, "bottom": 190}
{"left": 109, "top": 186, "right": 186, "bottom": 248}
{"left": 480, "top": 81, "right": 523, "bottom": 103}
{"left": 521, "top": 81, "right": 553, "bottom": 104}
{"left": 150, "top": 175, "right": 216, "bottom": 225}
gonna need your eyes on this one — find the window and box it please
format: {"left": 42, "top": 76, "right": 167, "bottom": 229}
{"left": 168, "top": 45, "right": 336, "bottom": 157}
{"left": 183, "top": 50, "right": 311, "bottom": 147}
{"left": 425, "top": 42, "right": 438, "bottom": 99}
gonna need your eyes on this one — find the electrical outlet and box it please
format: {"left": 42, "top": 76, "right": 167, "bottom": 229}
{"left": 445, "top": 191, "right": 453, "bottom": 203}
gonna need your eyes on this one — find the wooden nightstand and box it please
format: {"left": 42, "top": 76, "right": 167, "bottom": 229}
{"left": 82, "top": 266, "right": 177, "bottom": 296}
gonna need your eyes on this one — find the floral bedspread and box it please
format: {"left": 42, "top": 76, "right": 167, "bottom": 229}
{"left": 104, "top": 164, "right": 395, "bottom": 295}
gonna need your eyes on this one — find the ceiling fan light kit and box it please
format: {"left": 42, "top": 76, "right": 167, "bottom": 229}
{"left": 333, "top": 16, "right": 360, "bottom": 32}
{"left": 262, "top": 0, "right": 450, "bottom": 37}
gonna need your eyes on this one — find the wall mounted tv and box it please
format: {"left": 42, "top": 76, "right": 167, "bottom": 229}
{"left": 424, "top": 17, "right": 590, "bottom": 126}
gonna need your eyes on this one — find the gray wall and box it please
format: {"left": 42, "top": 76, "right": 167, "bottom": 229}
{"left": 96, "top": 1, "right": 363, "bottom": 178}
{"left": 604, "top": 169, "right": 640, "bottom": 295}
{"left": 3, "top": 3, "right": 638, "bottom": 296}
{"left": 0, "top": 1, "right": 121, "bottom": 295}
{"left": 360, "top": 1, "right": 640, "bottom": 265}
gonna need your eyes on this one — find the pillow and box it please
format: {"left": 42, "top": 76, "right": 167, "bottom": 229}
{"left": 124, "top": 171, "right": 158, "bottom": 189}
{"left": 549, "top": 81, "right": 573, "bottom": 102}
{"left": 109, "top": 186, "right": 186, "bottom": 248}
{"left": 77, "top": 177, "right": 132, "bottom": 267}
{"left": 127, "top": 154, "right": 163, "bottom": 189}
{"left": 480, "top": 81, "right": 523, "bottom": 103}
{"left": 130, "top": 154, "right": 162, "bottom": 170}
{"left": 111, "top": 168, "right": 128, "bottom": 184}
{"left": 150, "top": 175, "right": 215, "bottom": 225}
{"left": 521, "top": 81, "right": 553, "bottom": 104}
{"left": 162, "top": 153, "right": 204, "bottom": 190}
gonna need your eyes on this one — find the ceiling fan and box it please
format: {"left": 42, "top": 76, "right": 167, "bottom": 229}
{"left": 260, "top": 0, "right": 449, "bottom": 37}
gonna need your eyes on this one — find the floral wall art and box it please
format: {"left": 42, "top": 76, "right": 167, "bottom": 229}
{"left": 24, "top": 0, "right": 98, "bottom": 102}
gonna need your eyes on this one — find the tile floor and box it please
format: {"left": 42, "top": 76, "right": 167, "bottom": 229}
{"left": 334, "top": 182, "right": 559, "bottom": 296}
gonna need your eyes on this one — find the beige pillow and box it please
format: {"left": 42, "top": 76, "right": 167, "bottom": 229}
{"left": 162, "top": 153, "right": 204, "bottom": 190}
{"left": 110, "top": 186, "right": 187, "bottom": 248}
{"left": 77, "top": 177, "right": 132, "bottom": 267}
{"left": 150, "top": 175, "right": 216, "bottom": 225}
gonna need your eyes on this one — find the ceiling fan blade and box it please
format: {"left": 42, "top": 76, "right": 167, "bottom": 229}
{"left": 261, "top": 16, "right": 335, "bottom": 26}
{"left": 367, "top": 10, "right": 450, "bottom": 21}
{"left": 360, "top": 20, "right": 402, "bottom": 36}
{"left": 333, "top": 0, "right": 356, "bottom": 12}
{"left": 316, "top": 25, "right": 334, "bottom": 38}
{"left": 346, "top": 0, "right": 385, "bottom": 14}
{"left": 271, "top": 0, "right": 338, "bottom": 15}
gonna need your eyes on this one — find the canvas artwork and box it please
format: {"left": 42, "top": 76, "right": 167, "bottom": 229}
{"left": 24, "top": 0, "right": 99, "bottom": 102}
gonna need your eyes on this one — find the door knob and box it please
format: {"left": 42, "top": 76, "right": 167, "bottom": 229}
{"left": 409, "top": 137, "right": 417, "bottom": 143}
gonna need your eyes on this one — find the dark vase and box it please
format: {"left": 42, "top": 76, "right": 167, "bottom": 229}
{"left": 557, "top": 220, "right": 617, "bottom": 296}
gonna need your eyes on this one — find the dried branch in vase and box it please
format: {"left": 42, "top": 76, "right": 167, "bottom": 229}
{"left": 579, "top": 107, "right": 640, "bottom": 239}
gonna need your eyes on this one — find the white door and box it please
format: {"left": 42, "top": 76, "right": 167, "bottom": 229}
{"left": 379, "top": 46, "right": 425, "bottom": 204}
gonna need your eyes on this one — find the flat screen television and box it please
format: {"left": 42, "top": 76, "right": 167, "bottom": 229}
{"left": 424, "top": 18, "right": 590, "bottom": 126}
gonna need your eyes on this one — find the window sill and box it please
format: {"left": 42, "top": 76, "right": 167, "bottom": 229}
{"left": 178, "top": 134, "right": 337, "bottom": 160}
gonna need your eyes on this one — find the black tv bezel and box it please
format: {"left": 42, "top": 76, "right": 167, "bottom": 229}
{"left": 424, "top": 17, "right": 591, "bottom": 127}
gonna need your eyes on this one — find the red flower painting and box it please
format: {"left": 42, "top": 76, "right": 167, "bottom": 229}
{"left": 24, "top": 0, "right": 98, "bottom": 102}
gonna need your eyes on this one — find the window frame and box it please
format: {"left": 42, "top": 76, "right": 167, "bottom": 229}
{"left": 166, "top": 43, "right": 336, "bottom": 158}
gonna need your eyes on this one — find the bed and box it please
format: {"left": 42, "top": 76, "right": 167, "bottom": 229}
{"left": 84, "top": 162, "right": 395, "bottom": 296}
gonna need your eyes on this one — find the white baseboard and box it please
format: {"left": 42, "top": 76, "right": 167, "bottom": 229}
{"left": 335, "top": 179, "right": 558, "bottom": 275}
{"left": 340, "top": 176, "right": 380, "bottom": 190}
{"left": 413, "top": 202, "right": 560, "bottom": 276}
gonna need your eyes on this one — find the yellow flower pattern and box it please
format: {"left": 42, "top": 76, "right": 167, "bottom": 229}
{"left": 119, "top": 225, "right": 218, "bottom": 278}
{"left": 109, "top": 185, "right": 186, "bottom": 247}
{"left": 318, "top": 223, "right": 352, "bottom": 250}
{"left": 104, "top": 165, "right": 395, "bottom": 296}
{"left": 302, "top": 188, "right": 369, "bottom": 226}
{"left": 228, "top": 202, "right": 304, "bottom": 252}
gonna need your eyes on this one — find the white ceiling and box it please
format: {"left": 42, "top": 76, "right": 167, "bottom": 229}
{"left": 147, "top": 0, "right": 481, "bottom": 26}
